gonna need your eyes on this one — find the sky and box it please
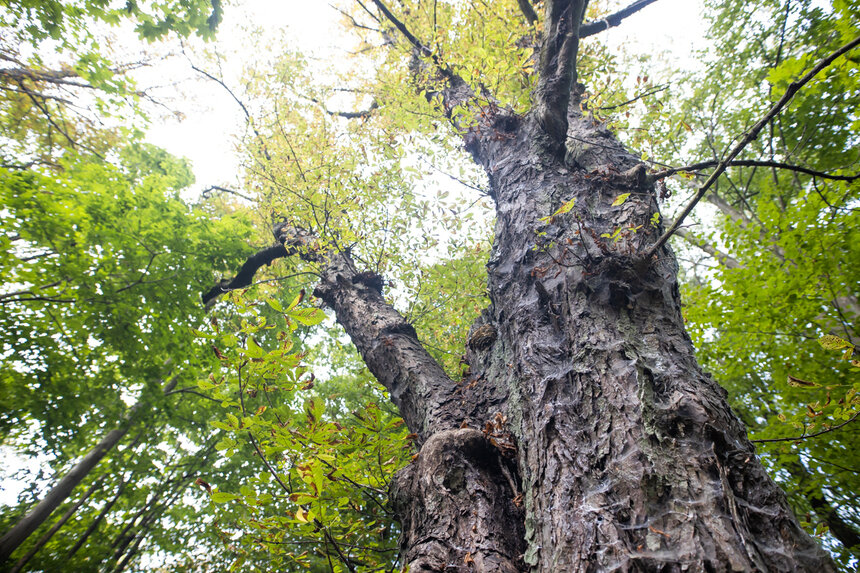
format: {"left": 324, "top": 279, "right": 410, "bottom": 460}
{"left": 142, "top": 0, "right": 708, "bottom": 199}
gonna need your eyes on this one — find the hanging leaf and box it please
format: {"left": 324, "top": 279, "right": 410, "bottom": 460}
{"left": 787, "top": 374, "right": 818, "bottom": 388}
{"left": 286, "top": 289, "right": 305, "bottom": 312}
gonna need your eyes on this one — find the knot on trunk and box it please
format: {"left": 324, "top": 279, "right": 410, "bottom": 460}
{"left": 391, "top": 428, "right": 526, "bottom": 572}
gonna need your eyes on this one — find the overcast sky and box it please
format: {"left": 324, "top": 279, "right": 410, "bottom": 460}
{"left": 142, "top": 0, "right": 707, "bottom": 198}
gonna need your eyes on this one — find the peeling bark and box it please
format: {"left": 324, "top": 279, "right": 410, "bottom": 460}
{"left": 255, "top": 110, "right": 836, "bottom": 569}
{"left": 205, "top": 5, "right": 842, "bottom": 569}
{"left": 391, "top": 429, "right": 525, "bottom": 572}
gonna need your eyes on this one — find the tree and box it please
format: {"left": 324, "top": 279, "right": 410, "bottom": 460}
{"left": 0, "top": 145, "right": 260, "bottom": 570}
{"left": 201, "top": 0, "right": 856, "bottom": 570}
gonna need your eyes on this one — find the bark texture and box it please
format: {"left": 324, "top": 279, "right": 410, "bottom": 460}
{"left": 270, "top": 107, "right": 836, "bottom": 567}
{"left": 212, "top": 2, "right": 840, "bottom": 569}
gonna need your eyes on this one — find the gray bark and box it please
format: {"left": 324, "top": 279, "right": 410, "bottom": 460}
{"left": 216, "top": 2, "right": 840, "bottom": 569}
{"left": 281, "top": 106, "right": 836, "bottom": 570}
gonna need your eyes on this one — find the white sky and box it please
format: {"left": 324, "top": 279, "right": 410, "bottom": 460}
{"left": 143, "top": 0, "right": 707, "bottom": 197}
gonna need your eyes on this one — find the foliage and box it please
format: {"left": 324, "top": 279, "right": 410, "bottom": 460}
{"left": 194, "top": 293, "right": 408, "bottom": 571}
{"left": 625, "top": 0, "right": 860, "bottom": 562}
{"left": 0, "top": 0, "right": 222, "bottom": 167}
{"left": 0, "top": 142, "right": 264, "bottom": 570}
{"left": 2, "top": 0, "right": 859, "bottom": 569}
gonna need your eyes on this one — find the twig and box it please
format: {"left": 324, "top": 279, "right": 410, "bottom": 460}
{"left": 650, "top": 159, "right": 860, "bottom": 183}
{"left": 201, "top": 185, "right": 255, "bottom": 202}
{"left": 751, "top": 411, "right": 859, "bottom": 444}
{"left": 646, "top": 34, "right": 860, "bottom": 259}
{"left": 596, "top": 85, "right": 667, "bottom": 111}
{"left": 185, "top": 55, "right": 272, "bottom": 161}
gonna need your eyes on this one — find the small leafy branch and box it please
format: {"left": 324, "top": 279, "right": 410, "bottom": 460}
{"left": 752, "top": 334, "right": 859, "bottom": 445}
{"left": 191, "top": 291, "right": 410, "bottom": 571}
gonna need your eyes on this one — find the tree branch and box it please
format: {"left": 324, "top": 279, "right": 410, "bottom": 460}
{"left": 596, "top": 84, "right": 667, "bottom": 111}
{"left": 368, "top": 0, "right": 432, "bottom": 57}
{"left": 579, "top": 0, "right": 659, "bottom": 38}
{"left": 751, "top": 412, "right": 858, "bottom": 444}
{"left": 201, "top": 244, "right": 292, "bottom": 306}
{"left": 206, "top": 225, "right": 463, "bottom": 440}
{"left": 650, "top": 159, "right": 860, "bottom": 183}
{"left": 646, "top": 34, "right": 860, "bottom": 258}
{"left": 533, "top": 0, "right": 590, "bottom": 146}
{"left": 186, "top": 56, "right": 272, "bottom": 162}
{"left": 200, "top": 185, "right": 255, "bottom": 202}
{"left": 517, "top": 0, "right": 539, "bottom": 24}
{"left": 674, "top": 227, "right": 742, "bottom": 269}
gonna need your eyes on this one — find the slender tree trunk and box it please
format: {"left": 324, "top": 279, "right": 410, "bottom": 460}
{"left": 0, "top": 377, "right": 175, "bottom": 564}
{"left": 8, "top": 477, "right": 103, "bottom": 573}
{"left": 65, "top": 476, "right": 129, "bottom": 559}
{"left": 0, "top": 425, "right": 131, "bottom": 564}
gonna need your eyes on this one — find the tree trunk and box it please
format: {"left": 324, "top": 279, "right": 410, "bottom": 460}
{"left": 215, "top": 3, "right": 840, "bottom": 569}
{"left": 66, "top": 475, "right": 129, "bottom": 560}
{"left": 0, "top": 425, "right": 131, "bottom": 564}
{"left": 0, "top": 377, "right": 175, "bottom": 565}
{"left": 8, "top": 477, "right": 103, "bottom": 573}
{"left": 293, "top": 110, "right": 836, "bottom": 570}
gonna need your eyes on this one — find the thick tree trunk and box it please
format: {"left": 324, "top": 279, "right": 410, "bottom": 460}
{"left": 211, "top": 3, "right": 839, "bottom": 568}
{"left": 291, "top": 109, "right": 836, "bottom": 571}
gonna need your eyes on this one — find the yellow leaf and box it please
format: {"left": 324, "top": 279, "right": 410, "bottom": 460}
{"left": 611, "top": 193, "right": 630, "bottom": 207}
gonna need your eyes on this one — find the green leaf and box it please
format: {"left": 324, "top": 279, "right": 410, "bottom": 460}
{"left": 611, "top": 193, "right": 630, "bottom": 207}
{"left": 211, "top": 492, "right": 241, "bottom": 504}
{"left": 819, "top": 335, "right": 852, "bottom": 351}
{"left": 286, "top": 289, "right": 306, "bottom": 312}
{"left": 288, "top": 307, "right": 326, "bottom": 327}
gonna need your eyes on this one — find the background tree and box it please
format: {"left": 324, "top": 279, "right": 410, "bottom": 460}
{"left": 618, "top": 0, "right": 860, "bottom": 562}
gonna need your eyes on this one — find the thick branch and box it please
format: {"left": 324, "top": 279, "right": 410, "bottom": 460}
{"left": 647, "top": 34, "right": 860, "bottom": 258}
{"left": 533, "top": 0, "right": 590, "bottom": 146}
{"left": 206, "top": 227, "right": 467, "bottom": 439}
{"left": 517, "top": 0, "right": 539, "bottom": 24}
{"left": 579, "top": 0, "right": 659, "bottom": 38}
{"left": 312, "top": 251, "right": 464, "bottom": 440}
{"left": 201, "top": 245, "right": 290, "bottom": 306}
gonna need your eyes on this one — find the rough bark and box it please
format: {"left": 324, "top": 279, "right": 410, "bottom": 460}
{"left": 207, "top": 3, "right": 841, "bottom": 569}
{"left": 459, "top": 108, "right": 834, "bottom": 570}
